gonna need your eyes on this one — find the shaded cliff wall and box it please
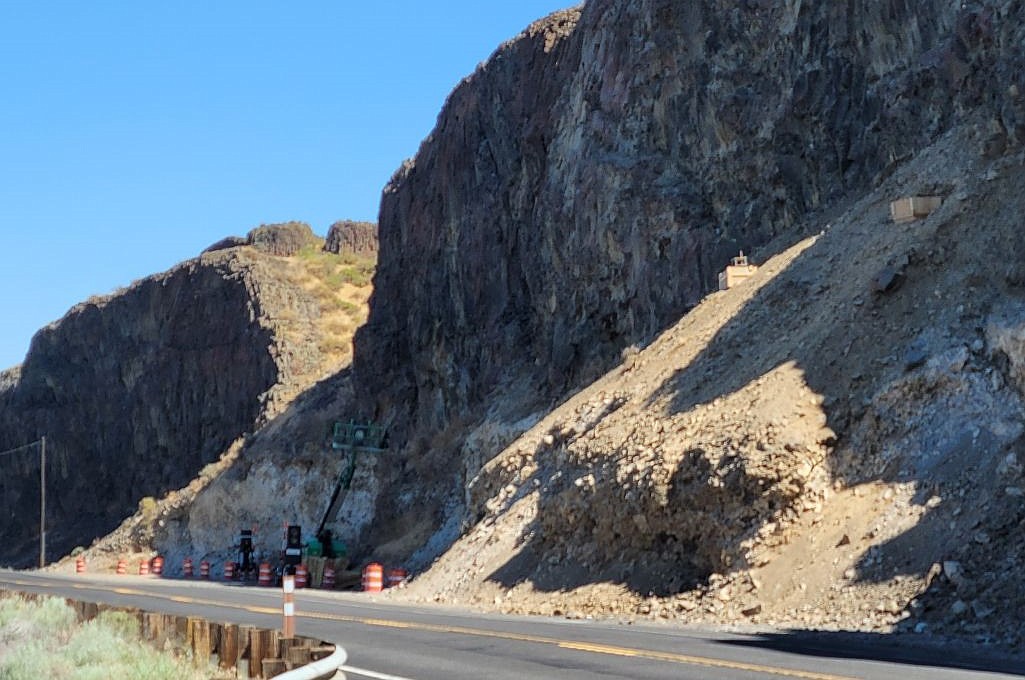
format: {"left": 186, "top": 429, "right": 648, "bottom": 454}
{"left": 353, "top": 0, "right": 1025, "bottom": 548}
{"left": 0, "top": 250, "right": 305, "bottom": 566}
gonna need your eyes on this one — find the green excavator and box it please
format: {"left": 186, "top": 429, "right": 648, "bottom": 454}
{"left": 314, "top": 420, "right": 388, "bottom": 557}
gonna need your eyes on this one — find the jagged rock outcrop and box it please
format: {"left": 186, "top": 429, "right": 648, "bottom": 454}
{"left": 353, "top": 0, "right": 1025, "bottom": 557}
{"left": 247, "top": 222, "right": 318, "bottom": 257}
{"left": 203, "top": 236, "right": 248, "bottom": 254}
{"left": 0, "top": 248, "right": 325, "bottom": 567}
{"left": 324, "top": 221, "right": 378, "bottom": 257}
{"left": 203, "top": 223, "right": 320, "bottom": 257}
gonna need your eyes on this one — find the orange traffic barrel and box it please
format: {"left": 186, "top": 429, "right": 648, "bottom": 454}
{"left": 295, "top": 564, "right": 308, "bottom": 589}
{"left": 362, "top": 563, "right": 383, "bottom": 593}
{"left": 183, "top": 557, "right": 194, "bottom": 578}
{"left": 224, "top": 561, "right": 235, "bottom": 580}
{"left": 151, "top": 556, "right": 164, "bottom": 576}
{"left": 139, "top": 560, "right": 150, "bottom": 576}
{"left": 321, "top": 566, "right": 336, "bottom": 590}
{"left": 258, "top": 563, "right": 273, "bottom": 587}
{"left": 116, "top": 559, "right": 127, "bottom": 575}
{"left": 386, "top": 567, "right": 409, "bottom": 588}
{"left": 199, "top": 561, "right": 211, "bottom": 579}
{"left": 75, "top": 556, "right": 86, "bottom": 574}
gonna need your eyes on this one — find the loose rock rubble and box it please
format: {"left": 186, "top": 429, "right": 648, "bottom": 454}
{"left": 394, "top": 127, "right": 1025, "bottom": 651}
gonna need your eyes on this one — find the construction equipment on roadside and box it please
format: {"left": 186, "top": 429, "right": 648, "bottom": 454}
{"left": 283, "top": 524, "right": 303, "bottom": 575}
{"left": 237, "top": 528, "right": 256, "bottom": 580}
{"left": 253, "top": 421, "right": 388, "bottom": 588}
{"left": 314, "top": 420, "right": 387, "bottom": 557}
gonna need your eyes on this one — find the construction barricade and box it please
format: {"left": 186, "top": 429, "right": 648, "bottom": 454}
{"left": 362, "top": 563, "right": 383, "bottom": 593}
{"left": 259, "top": 562, "right": 273, "bottom": 587}
{"left": 386, "top": 567, "right": 408, "bottom": 588}
{"left": 322, "top": 566, "right": 336, "bottom": 590}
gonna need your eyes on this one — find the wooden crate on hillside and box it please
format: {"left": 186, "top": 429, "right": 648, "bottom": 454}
{"left": 718, "top": 251, "right": 758, "bottom": 291}
{"left": 890, "top": 196, "right": 942, "bottom": 223}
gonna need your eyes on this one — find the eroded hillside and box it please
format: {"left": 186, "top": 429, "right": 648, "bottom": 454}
{"left": 0, "top": 224, "right": 374, "bottom": 567}
{"left": 396, "top": 126, "right": 1025, "bottom": 646}
{"left": 351, "top": 0, "right": 1025, "bottom": 580}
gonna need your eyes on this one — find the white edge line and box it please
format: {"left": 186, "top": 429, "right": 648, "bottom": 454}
{"left": 339, "top": 664, "right": 420, "bottom": 680}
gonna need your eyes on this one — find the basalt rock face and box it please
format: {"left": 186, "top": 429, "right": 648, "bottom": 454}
{"left": 324, "top": 220, "right": 378, "bottom": 257}
{"left": 0, "top": 250, "right": 322, "bottom": 567}
{"left": 247, "top": 222, "right": 318, "bottom": 257}
{"left": 354, "top": 1, "right": 1025, "bottom": 549}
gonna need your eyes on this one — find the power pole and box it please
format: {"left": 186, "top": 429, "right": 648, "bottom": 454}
{"left": 0, "top": 438, "right": 48, "bottom": 568}
{"left": 39, "top": 436, "right": 46, "bottom": 568}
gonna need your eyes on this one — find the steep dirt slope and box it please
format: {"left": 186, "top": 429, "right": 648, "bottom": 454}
{"left": 397, "top": 125, "right": 1025, "bottom": 647}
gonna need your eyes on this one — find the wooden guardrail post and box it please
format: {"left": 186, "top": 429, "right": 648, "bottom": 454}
{"left": 262, "top": 658, "right": 288, "bottom": 677}
{"left": 247, "top": 627, "right": 279, "bottom": 678}
{"left": 286, "top": 641, "right": 313, "bottom": 669}
{"left": 219, "top": 623, "right": 241, "bottom": 670}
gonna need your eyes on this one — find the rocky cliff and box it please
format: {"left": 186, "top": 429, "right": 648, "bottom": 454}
{"left": 23, "top": 0, "right": 1025, "bottom": 650}
{"left": 399, "top": 125, "right": 1025, "bottom": 648}
{"left": 0, "top": 242, "right": 341, "bottom": 567}
{"left": 353, "top": 0, "right": 1025, "bottom": 561}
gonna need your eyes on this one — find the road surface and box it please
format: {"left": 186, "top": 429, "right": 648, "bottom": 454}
{"left": 1, "top": 570, "right": 1021, "bottom": 679}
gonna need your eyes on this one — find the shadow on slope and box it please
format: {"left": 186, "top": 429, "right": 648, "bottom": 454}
{"left": 483, "top": 136, "right": 1025, "bottom": 612}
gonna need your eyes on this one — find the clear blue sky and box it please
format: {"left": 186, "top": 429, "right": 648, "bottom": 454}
{"left": 0, "top": 1, "right": 574, "bottom": 370}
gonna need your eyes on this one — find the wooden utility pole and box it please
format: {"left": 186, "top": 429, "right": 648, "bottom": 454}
{"left": 39, "top": 435, "right": 46, "bottom": 568}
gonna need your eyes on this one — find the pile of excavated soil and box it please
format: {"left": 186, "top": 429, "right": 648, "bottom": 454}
{"left": 390, "top": 122, "right": 1025, "bottom": 649}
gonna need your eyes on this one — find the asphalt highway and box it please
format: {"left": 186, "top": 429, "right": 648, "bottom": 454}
{"left": 1, "top": 570, "right": 1022, "bottom": 679}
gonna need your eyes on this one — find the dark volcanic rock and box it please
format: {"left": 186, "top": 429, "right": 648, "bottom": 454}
{"left": 203, "top": 236, "right": 248, "bottom": 253}
{"left": 247, "top": 222, "right": 318, "bottom": 257}
{"left": 324, "top": 221, "right": 378, "bottom": 257}
{"left": 352, "top": 1, "right": 1025, "bottom": 553}
{"left": 0, "top": 249, "right": 323, "bottom": 567}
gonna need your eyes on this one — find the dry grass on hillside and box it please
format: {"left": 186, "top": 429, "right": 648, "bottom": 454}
{"left": 283, "top": 240, "right": 375, "bottom": 367}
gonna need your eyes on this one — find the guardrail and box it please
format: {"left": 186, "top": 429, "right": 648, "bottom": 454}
{"left": 61, "top": 597, "right": 347, "bottom": 678}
